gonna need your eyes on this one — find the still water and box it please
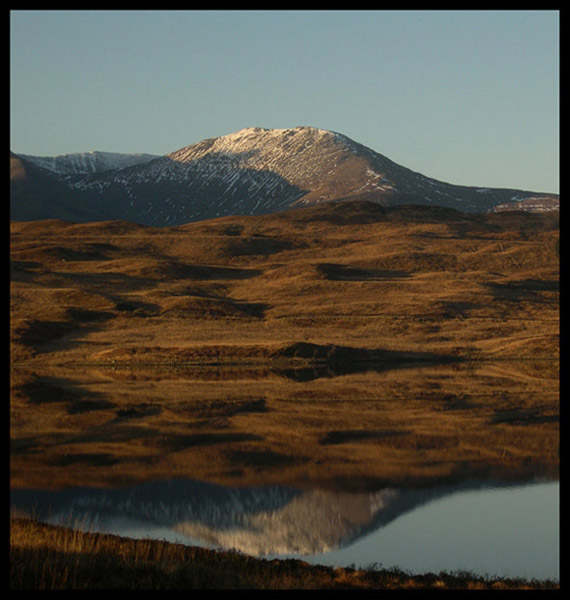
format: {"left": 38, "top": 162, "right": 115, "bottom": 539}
{"left": 11, "top": 359, "right": 559, "bottom": 582}
{"left": 11, "top": 477, "right": 559, "bottom": 582}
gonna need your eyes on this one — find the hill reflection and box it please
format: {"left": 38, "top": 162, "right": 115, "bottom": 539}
{"left": 10, "top": 476, "right": 551, "bottom": 557}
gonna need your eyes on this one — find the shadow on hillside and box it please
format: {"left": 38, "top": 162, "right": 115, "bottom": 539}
{"left": 317, "top": 263, "right": 411, "bottom": 281}
{"left": 485, "top": 279, "right": 559, "bottom": 302}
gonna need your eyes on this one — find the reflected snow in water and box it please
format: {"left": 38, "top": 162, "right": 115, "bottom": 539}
{"left": 11, "top": 477, "right": 559, "bottom": 582}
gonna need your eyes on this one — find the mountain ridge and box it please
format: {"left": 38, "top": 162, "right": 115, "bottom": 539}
{"left": 18, "top": 150, "right": 160, "bottom": 175}
{"left": 11, "top": 126, "right": 559, "bottom": 226}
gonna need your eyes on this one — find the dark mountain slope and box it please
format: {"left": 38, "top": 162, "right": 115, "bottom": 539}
{"left": 11, "top": 127, "right": 559, "bottom": 226}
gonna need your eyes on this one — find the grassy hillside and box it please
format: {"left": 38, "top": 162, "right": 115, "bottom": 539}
{"left": 10, "top": 202, "right": 559, "bottom": 491}
{"left": 10, "top": 201, "right": 559, "bottom": 365}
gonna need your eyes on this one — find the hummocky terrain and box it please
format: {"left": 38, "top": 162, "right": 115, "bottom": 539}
{"left": 10, "top": 200, "right": 559, "bottom": 490}
{"left": 10, "top": 126, "right": 559, "bottom": 226}
{"left": 10, "top": 200, "right": 559, "bottom": 366}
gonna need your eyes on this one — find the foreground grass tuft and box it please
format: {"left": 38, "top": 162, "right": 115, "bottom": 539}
{"left": 10, "top": 519, "right": 559, "bottom": 590}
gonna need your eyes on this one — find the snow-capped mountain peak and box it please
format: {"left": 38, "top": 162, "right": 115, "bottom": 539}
{"left": 11, "top": 127, "right": 559, "bottom": 226}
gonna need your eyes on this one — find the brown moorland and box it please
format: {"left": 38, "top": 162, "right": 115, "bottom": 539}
{"left": 10, "top": 201, "right": 559, "bottom": 492}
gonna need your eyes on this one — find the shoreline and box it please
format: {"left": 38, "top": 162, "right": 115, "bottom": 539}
{"left": 10, "top": 518, "right": 560, "bottom": 590}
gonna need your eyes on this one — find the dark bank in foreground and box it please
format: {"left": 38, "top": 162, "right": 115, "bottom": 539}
{"left": 10, "top": 518, "right": 559, "bottom": 590}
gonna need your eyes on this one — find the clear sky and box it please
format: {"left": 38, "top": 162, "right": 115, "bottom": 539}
{"left": 10, "top": 10, "right": 559, "bottom": 193}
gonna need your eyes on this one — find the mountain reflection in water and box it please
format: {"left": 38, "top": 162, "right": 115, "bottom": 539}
{"left": 10, "top": 477, "right": 555, "bottom": 559}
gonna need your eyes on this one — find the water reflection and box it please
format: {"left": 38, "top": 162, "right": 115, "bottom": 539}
{"left": 10, "top": 476, "right": 558, "bottom": 579}
{"left": 10, "top": 359, "right": 559, "bottom": 580}
{"left": 302, "top": 479, "right": 559, "bottom": 581}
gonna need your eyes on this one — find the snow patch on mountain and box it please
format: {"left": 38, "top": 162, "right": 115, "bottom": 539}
{"left": 20, "top": 151, "right": 159, "bottom": 174}
{"left": 11, "top": 126, "right": 559, "bottom": 226}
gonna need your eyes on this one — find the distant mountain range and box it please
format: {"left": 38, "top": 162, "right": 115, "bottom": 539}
{"left": 17, "top": 150, "right": 160, "bottom": 175}
{"left": 10, "top": 126, "right": 559, "bottom": 226}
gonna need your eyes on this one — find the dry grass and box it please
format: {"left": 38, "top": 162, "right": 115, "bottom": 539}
{"left": 10, "top": 202, "right": 560, "bottom": 588}
{"left": 10, "top": 202, "right": 559, "bottom": 491}
{"left": 10, "top": 202, "right": 559, "bottom": 364}
{"left": 9, "top": 359, "right": 559, "bottom": 491}
{"left": 10, "top": 518, "right": 558, "bottom": 589}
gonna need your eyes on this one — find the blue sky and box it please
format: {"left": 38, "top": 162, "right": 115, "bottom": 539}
{"left": 10, "top": 10, "right": 559, "bottom": 193}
